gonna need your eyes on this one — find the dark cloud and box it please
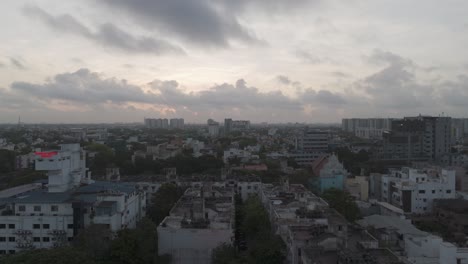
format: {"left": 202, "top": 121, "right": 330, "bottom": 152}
{"left": 356, "top": 50, "right": 434, "bottom": 109}
{"left": 10, "top": 58, "right": 26, "bottom": 70}
{"left": 276, "top": 75, "right": 291, "bottom": 85}
{"left": 99, "top": 0, "right": 259, "bottom": 47}
{"left": 331, "top": 71, "right": 351, "bottom": 78}
{"left": 23, "top": 6, "right": 183, "bottom": 55}
{"left": 295, "top": 50, "right": 323, "bottom": 64}
{"left": 212, "top": 0, "right": 316, "bottom": 14}
{"left": 367, "top": 49, "right": 412, "bottom": 67}
{"left": 438, "top": 75, "right": 468, "bottom": 107}
{"left": 301, "top": 89, "right": 347, "bottom": 106}
{"left": 11, "top": 68, "right": 157, "bottom": 105}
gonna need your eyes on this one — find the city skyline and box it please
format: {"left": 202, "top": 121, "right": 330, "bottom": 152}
{"left": 1, "top": 0, "right": 468, "bottom": 123}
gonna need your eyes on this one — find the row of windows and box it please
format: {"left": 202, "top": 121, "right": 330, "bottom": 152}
{"left": 0, "top": 250, "right": 15, "bottom": 254}
{"left": 0, "top": 236, "right": 72, "bottom": 243}
{"left": 418, "top": 190, "right": 451, "bottom": 194}
{"left": 1, "top": 224, "right": 73, "bottom": 230}
{"left": 32, "top": 224, "right": 74, "bottom": 229}
{"left": 18, "top": 205, "right": 59, "bottom": 212}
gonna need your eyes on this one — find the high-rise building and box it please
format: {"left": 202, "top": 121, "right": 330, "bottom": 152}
{"left": 290, "top": 130, "right": 330, "bottom": 166}
{"left": 224, "top": 118, "right": 232, "bottom": 133}
{"left": 341, "top": 118, "right": 392, "bottom": 139}
{"left": 170, "top": 118, "right": 185, "bottom": 129}
{"left": 382, "top": 116, "right": 451, "bottom": 162}
{"left": 207, "top": 119, "right": 219, "bottom": 137}
{"left": 145, "top": 118, "right": 183, "bottom": 129}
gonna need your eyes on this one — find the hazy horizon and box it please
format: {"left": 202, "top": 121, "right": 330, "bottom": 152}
{"left": 1, "top": 0, "right": 468, "bottom": 123}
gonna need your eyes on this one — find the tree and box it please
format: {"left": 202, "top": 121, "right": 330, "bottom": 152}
{"left": 147, "top": 183, "right": 185, "bottom": 225}
{"left": 321, "top": 188, "right": 361, "bottom": 222}
{"left": 107, "top": 218, "right": 158, "bottom": 264}
{"left": 0, "top": 247, "right": 97, "bottom": 264}
{"left": 0, "top": 149, "right": 15, "bottom": 173}
{"left": 212, "top": 243, "right": 238, "bottom": 264}
{"left": 73, "top": 224, "right": 113, "bottom": 261}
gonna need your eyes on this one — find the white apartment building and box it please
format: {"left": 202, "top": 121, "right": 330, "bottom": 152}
{"left": 381, "top": 167, "right": 456, "bottom": 214}
{"left": 0, "top": 144, "right": 146, "bottom": 255}
{"left": 223, "top": 148, "right": 258, "bottom": 164}
{"left": 158, "top": 185, "right": 234, "bottom": 264}
{"left": 342, "top": 118, "right": 392, "bottom": 139}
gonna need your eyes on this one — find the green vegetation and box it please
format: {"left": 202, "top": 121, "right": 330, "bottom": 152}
{"left": 335, "top": 147, "right": 369, "bottom": 175}
{"left": 0, "top": 149, "right": 15, "bottom": 173}
{"left": 147, "top": 183, "right": 186, "bottom": 225}
{"left": 321, "top": 188, "right": 361, "bottom": 222}
{"left": 212, "top": 196, "right": 285, "bottom": 264}
{"left": 0, "top": 170, "right": 47, "bottom": 191}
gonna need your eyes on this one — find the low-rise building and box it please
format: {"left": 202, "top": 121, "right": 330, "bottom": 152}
{"left": 346, "top": 176, "right": 369, "bottom": 201}
{"left": 310, "top": 154, "right": 347, "bottom": 193}
{"left": 380, "top": 167, "right": 456, "bottom": 214}
{"left": 157, "top": 185, "right": 234, "bottom": 264}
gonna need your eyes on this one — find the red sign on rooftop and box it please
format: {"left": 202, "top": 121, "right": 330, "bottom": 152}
{"left": 35, "top": 151, "right": 58, "bottom": 158}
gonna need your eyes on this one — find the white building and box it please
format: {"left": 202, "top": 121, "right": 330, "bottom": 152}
{"left": 223, "top": 148, "right": 257, "bottom": 164}
{"left": 342, "top": 118, "right": 392, "bottom": 139}
{"left": 0, "top": 144, "right": 146, "bottom": 255}
{"left": 157, "top": 185, "right": 234, "bottom": 264}
{"left": 381, "top": 167, "right": 456, "bottom": 214}
{"left": 170, "top": 118, "right": 185, "bottom": 129}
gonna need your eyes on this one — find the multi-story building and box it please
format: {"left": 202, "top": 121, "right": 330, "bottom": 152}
{"left": 207, "top": 119, "right": 219, "bottom": 137}
{"left": 451, "top": 118, "right": 468, "bottom": 144}
{"left": 382, "top": 116, "right": 452, "bottom": 162}
{"left": 224, "top": 118, "right": 250, "bottom": 133}
{"left": 157, "top": 185, "right": 234, "bottom": 264}
{"left": 342, "top": 118, "right": 393, "bottom": 139}
{"left": 169, "top": 118, "right": 185, "bottom": 129}
{"left": 0, "top": 144, "right": 146, "bottom": 255}
{"left": 144, "top": 118, "right": 171, "bottom": 129}
{"left": 290, "top": 130, "right": 330, "bottom": 166}
{"left": 380, "top": 167, "right": 456, "bottom": 214}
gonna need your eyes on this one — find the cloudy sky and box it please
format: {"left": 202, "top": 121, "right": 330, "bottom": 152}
{"left": 1, "top": 0, "right": 467, "bottom": 123}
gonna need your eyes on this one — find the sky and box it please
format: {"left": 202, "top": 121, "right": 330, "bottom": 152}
{"left": 0, "top": 0, "right": 467, "bottom": 124}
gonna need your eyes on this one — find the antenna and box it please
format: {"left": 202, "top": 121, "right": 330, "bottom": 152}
{"left": 18, "top": 115, "right": 21, "bottom": 127}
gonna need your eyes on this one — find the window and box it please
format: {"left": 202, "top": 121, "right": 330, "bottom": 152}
{"left": 446, "top": 190, "right": 452, "bottom": 194}
{"left": 33, "top": 206, "right": 41, "bottom": 212}
{"left": 42, "top": 237, "right": 50, "bottom": 242}
{"left": 8, "top": 237, "right": 15, "bottom": 242}
{"left": 0, "top": 237, "right": 5, "bottom": 242}
{"left": 423, "top": 199, "right": 427, "bottom": 202}
{"left": 18, "top": 206, "right": 25, "bottom": 212}
{"left": 8, "top": 224, "right": 15, "bottom": 229}
{"left": 51, "top": 205, "right": 58, "bottom": 212}
{"left": 67, "top": 224, "right": 73, "bottom": 229}
{"left": 33, "top": 224, "right": 40, "bottom": 229}
{"left": 33, "top": 237, "right": 40, "bottom": 242}
{"left": 43, "top": 224, "right": 50, "bottom": 229}
{"left": 68, "top": 237, "right": 73, "bottom": 242}
{"left": 0, "top": 224, "right": 5, "bottom": 229}
{"left": 418, "top": 190, "right": 425, "bottom": 194}
{"left": 432, "top": 190, "right": 435, "bottom": 194}
{"left": 8, "top": 250, "right": 15, "bottom": 254}
{"left": 0, "top": 250, "right": 5, "bottom": 254}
